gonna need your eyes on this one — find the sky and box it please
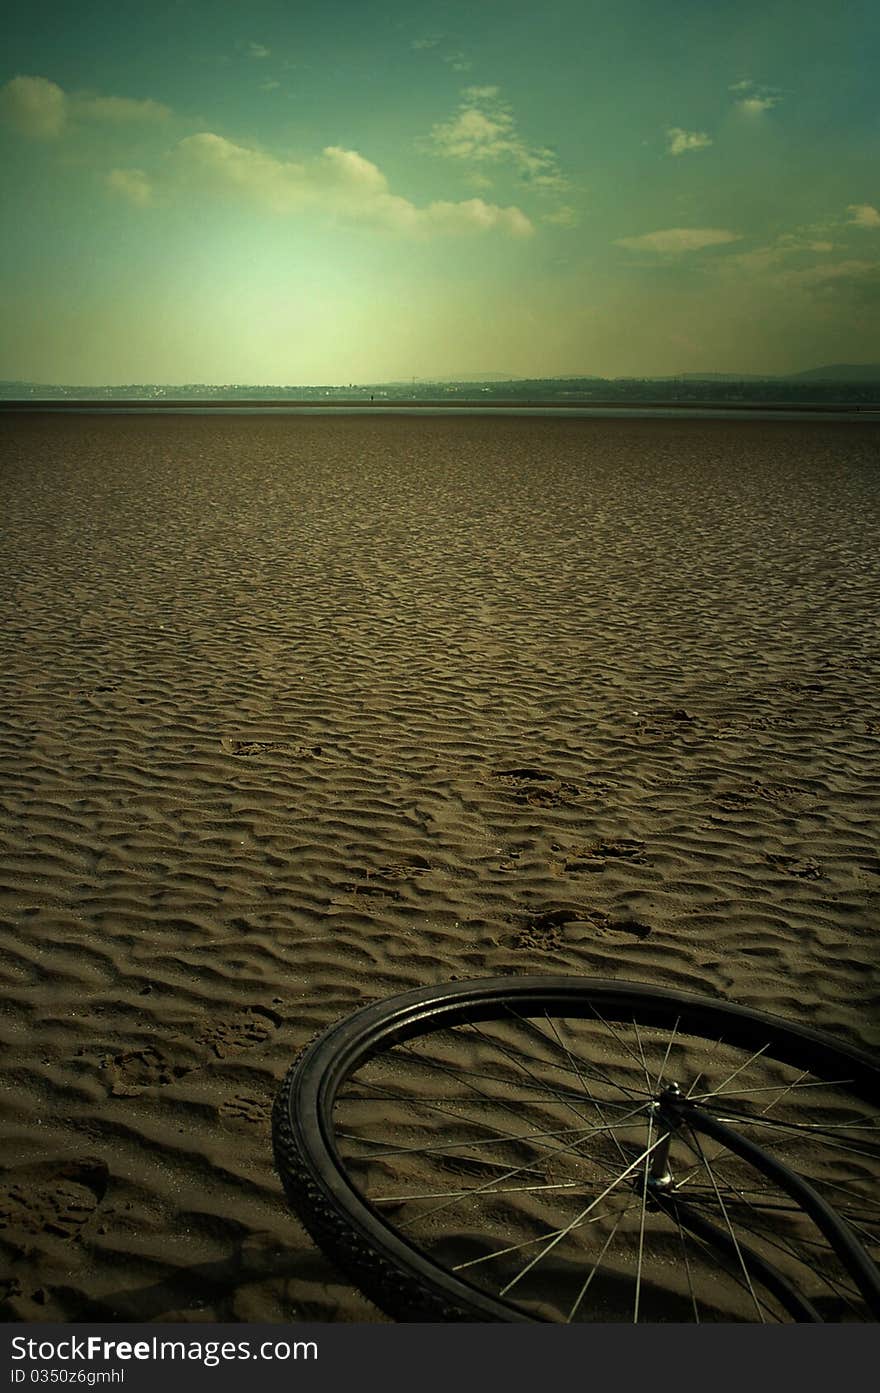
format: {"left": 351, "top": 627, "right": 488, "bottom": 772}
{"left": 1, "top": 0, "right": 878, "bottom": 384}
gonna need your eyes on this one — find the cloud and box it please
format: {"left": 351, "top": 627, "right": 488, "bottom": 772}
{"left": 776, "top": 258, "right": 879, "bottom": 291}
{"left": 730, "top": 79, "right": 781, "bottom": 114}
{"left": 248, "top": 42, "right": 270, "bottom": 59}
{"left": 0, "top": 75, "right": 67, "bottom": 138}
{"left": 75, "top": 94, "right": 171, "bottom": 123}
{"left": 428, "top": 87, "right": 567, "bottom": 192}
{"left": 616, "top": 227, "right": 741, "bottom": 254}
{"left": 173, "top": 132, "right": 533, "bottom": 236}
{"left": 666, "top": 127, "right": 712, "bottom": 156}
{"left": 105, "top": 168, "right": 153, "bottom": 206}
{"left": 423, "top": 198, "right": 533, "bottom": 236}
{"left": 0, "top": 74, "right": 171, "bottom": 137}
{"left": 724, "top": 233, "right": 836, "bottom": 274}
{"left": 848, "top": 204, "right": 880, "bottom": 228}
{"left": 260, "top": 79, "right": 281, "bottom": 92}
{"left": 411, "top": 35, "right": 470, "bottom": 68}
{"left": 543, "top": 206, "right": 579, "bottom": 227}
{"left": 739, "top": 96, "right": 780, "bottom": 114}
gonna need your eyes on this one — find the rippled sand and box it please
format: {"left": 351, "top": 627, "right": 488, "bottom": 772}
{"left": 0, "top": 411, "right": 878, "bottom": 1320}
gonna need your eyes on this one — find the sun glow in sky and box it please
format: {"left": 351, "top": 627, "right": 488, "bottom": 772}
{"left": 1, "top": 0, "right": 877, "bottom": 383}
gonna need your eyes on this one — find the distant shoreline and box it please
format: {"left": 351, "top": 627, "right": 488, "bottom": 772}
{"left": 2, "top": 398, "right": 878, "bottom": 413}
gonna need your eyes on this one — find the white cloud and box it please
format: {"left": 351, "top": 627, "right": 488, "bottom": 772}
{"left": 248, "top": 42, "right": 270, "bottom": 59}
{"left": 76, "top": 93, "right": 171, "bottom": 123}
{"left": 730, "top": 80, "right": 782, "bottom": 115}
{"left": 848, "top": 204, "right": 880, "bottom": 228}
{"left": 105, "top": 168, "right": 153, "bottom": 207}
{"left": 0, "top": 74, "right": 171, "bottom": 137}
{"left": 0, "top": 75, "right": 67, "bottom": 138}
{"left": 428, "top": 87, "right": 567, "bottom": 192}
{"left": 424, "top": 198, "right": 533, "bottom": 236}
{"left": 260, "top": 79, "right": 281, "bottom": 92}
{"left": 173, "top": 132, "right": 533, "bottom": 237}
{"left": 412, "top": 37, "right": 442, "bottom": 51}
{"left": 616, "top": 227, "right": 741, "bottom": 254}
{"left": 666, "top": 127, "right": 712, "bottom": 156}
{"left": 739, "top": 96, "right": 780, "bottom": 114}
{"left": 724, "top": 233, "right": 836, "bottom": 274}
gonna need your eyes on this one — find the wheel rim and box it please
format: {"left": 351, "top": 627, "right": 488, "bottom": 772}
{"left": 281, "top": 977, "right": 880, "bottom": 1323}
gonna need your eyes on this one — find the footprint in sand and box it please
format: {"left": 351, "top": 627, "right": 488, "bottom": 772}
{"left": 102, "top": 1006, "right": 282, "bottom": 1096}
{"left": 375, "top": 855, "right": 431, "bottom": 881}
{"left": 334, "top": 877, "right": 404, "bottom": 911}
{"left": 767, "top": 854, "right": 822, "bottom": 880}
{"left": 0, "top": 1159, "right": 108, "bottom": 1251}
{"left": 491, "top": 767, "right": 581, "bottom": 808}
{"left": 509, "top": 906, "right": 652, "bottom": 950}
{"left": 196, "top": 1007, "right": 280, "bottom": 1059}
{"left": 636, "top": 707, "right": 699, "bottom": 736}
{"left": 558, "top": 838, "right": 647, "bottom": 872}
{"left": 218, "top": 1093, "right": 273, "bottom": 1126}
{"left": 220, "top": 738, "right": 322, "bottom": 758}
{"left": 104, "top": 1045, "right": 190, "bottom": 1094}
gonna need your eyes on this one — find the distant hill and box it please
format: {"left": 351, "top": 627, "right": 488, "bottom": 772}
{"left": 669, "top": 367, "right": 880, "bottom": 382}
{"left": 675, "top": 372, "right": 779, "bottom": 382}
{"left": 787, "top": 364, "right": 880, "bottom": 382}
{"left": 415, "top": 373, "right": 522, "bottom": 383}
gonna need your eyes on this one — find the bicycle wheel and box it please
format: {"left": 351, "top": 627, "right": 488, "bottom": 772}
{"left": 272, "top": 976, "right": 880, "bottom": 1322}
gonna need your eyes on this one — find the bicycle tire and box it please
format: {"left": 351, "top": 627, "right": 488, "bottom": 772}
{"left": 272, "top": 976, "right": 880, "bottom": 1322}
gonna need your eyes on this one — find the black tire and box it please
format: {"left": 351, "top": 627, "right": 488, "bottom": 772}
{"left": 272, "top": 976, "right": 880, "bottom": 1322}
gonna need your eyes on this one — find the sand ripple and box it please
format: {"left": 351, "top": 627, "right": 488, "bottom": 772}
{"left": 0, "top": 413, "right": 878, "bottom": 1319}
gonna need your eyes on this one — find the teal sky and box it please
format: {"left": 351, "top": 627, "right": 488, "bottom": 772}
{"left": 1, "top": 0, "right": 877, "bottom": 384}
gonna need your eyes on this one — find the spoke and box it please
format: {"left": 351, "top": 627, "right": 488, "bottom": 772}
{"left": 462, "top": 1019, "right": 605, "bottom": 1131}
{"left": 453, "top": 1198, "right": 640, "bottom": 1274}
{"left": 396, "top": 1030, "right": 643, "bottom": 1145}
{"left": 699, "top": 1174, "right": 866, "bottom": 1316}
{"left": 339, "top": 1103, "right": 649, "bottom": 1162}
{"left": 392, "top": 1108, "right": 651, "bottom": 1232}
{"left": 706, "top": 1109, "right": 880, "bottom": 1164}
{"left": 668, "top": 1208, "right": 783, "bottom": 1322}
{"left": 673, "top": 1208, "right": 700, "bottom": 1323}
{"left": 505, "top": 1010, "right": 645, "bottom": 1100}
{"left": 389, "top": 1037, "right": 605, "bottom": 1161}
{"left": 346, "top": 1080, "right": 643, "bottom": 1109}
{"left": 374, "top": 1179, "right": 583, "bottom": 1203}
{"left": 697, "top": 1042, "right": 772, "bottom": 1102}
{"left": 339, "top": 1114, "right": 630, "bottom": 1161}
{"left": 498, "top": 1132, "right": 671, "bottom": 1298}
{"left": 684, "top": 1126, "right": 766, "bottom": 1322}
{"left": 676, "top": 1153, "right": 879, "bottom": 1247}
{"left": 686, "top": 1033, "right": 728, "bottom": 1098}
{"left": 566, "top": 1202, "right": 634, "bottom": 1323}
{"left": 633, "top": 1109, "right": 654, "bottom": 1322}
{"left": 655, "top": 1015, "right": 681, "bottom": 1093}
{"left": 584, "top": 1003, "right": 659, "bottom": 1093}
{"left": 632, "top": 1018, "right": 654, "bottom": 1096}
{"left": 684, "top": 1163, "right": 867, "bottom": 1316}
{"left": 694, "top": 1077, "right": 857, "bottom": 1102}
{"left": 343, "top": 1078, "right": 571, "bottom": 1150}
{"left": 545, "top": 1013, "right": 630, "bottom": 1167}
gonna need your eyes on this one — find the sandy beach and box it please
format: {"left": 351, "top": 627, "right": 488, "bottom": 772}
{"left": 0, "top": 411, "right": 878, "bottom": 1321}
